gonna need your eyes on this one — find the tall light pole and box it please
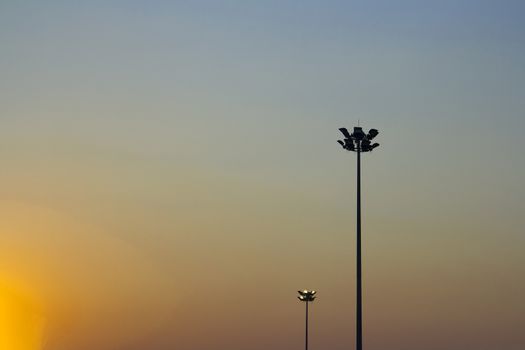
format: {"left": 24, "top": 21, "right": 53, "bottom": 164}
{"left": 337, "top": 126, "right": 380, "bottom": 350}
{"left": 297, "top": 290, "right": 317, "bottom": 350}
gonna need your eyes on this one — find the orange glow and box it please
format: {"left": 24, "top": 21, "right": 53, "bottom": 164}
{"left": 0, "top": 284, "right": 45, "bottom": 350}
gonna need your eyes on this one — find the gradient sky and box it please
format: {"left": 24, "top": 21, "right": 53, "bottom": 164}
{"left": 1, "top": 1, "right": 524, "bottom": 349}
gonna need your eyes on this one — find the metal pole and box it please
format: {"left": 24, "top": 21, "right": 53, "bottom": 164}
{"left": 356, "top": 146, "right": 362, "bottom": 350}
{"left": 305, "top": 300, "right": 309, "bottom": 350}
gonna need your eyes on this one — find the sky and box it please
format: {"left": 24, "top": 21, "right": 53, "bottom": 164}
{"left": 1, "top": 0, "right": 524, "bottom": 349}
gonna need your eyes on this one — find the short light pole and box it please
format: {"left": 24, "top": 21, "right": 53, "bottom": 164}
{"left": 337, "top": 127, "right": 380, "bottom": 350}
{"left": 297, "top": 290, "right": 317, "bottom": 350}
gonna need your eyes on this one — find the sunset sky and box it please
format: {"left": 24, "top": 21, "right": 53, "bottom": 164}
{"left": 1, "top": 1, "right": 524, "bottom": 349}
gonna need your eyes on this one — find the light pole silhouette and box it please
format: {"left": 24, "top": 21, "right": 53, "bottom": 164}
{"left": 297, "top": 290, "right": 317, "bottom": 350}
{"left": 337, "top": 126, "right": 379, "bottom": 350}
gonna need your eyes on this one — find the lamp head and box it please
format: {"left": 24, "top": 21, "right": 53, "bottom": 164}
{"left": 337, "top": 126, "right": 380, "bottom": 153}
{"left": 339, "top": 127, "right": 351, "bottom": 139}
{"left": 352, "top": 127, "right": 365, "bottom": 140}
{"left": 345, "top": 139, "right": 355, "bottom": 151}
{"left": 367, "top": 128, "right": 379, "bottom": 140}
{"left": 366, "top": 129, "right": 379, "bottom": 140}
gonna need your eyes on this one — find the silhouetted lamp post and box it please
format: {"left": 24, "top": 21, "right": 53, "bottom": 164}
{"left": 298, "top": 290, "right": 316, "bottom": 350}
{"left": 337, "top": 127, "right": 379, "bottom": 350}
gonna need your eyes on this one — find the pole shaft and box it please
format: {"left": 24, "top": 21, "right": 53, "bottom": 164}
{"left": 305, "top": 301, "right": 309, "bottom": 350}
{"left": 356, "top": 148, "right": 362, "bottom": 350}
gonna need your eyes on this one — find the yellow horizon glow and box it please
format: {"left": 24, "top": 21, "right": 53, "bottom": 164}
{"left": 0, "top": 201, "right": 181, "bottom": 349}
{"left": 0, "top": 283, "right": 46, "bottom": 350}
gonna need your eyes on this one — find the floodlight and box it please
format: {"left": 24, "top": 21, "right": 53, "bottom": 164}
{"left": 339, "top": 127, "right": 351, "bottom": 138}
{"left": 345, "top": 139, "right": 355, "bottom": 151}
{"left": 367, "top": 129, "right": 379, "bottom": 140}
{"left": 297, "top": 289, "right": 317, "bottom": 350}
{"left": 352, "top": 127, "right": 365, "bottom": 140}
{"left": 336, "top": 126, "right": 381, "bottom": 350}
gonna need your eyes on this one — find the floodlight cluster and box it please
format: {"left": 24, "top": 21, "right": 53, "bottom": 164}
{"left": 297, "top": 290, "right": 317, "bottom": 302}
{"left": 337, "top": 127, "right": 380, "bottom": 152}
